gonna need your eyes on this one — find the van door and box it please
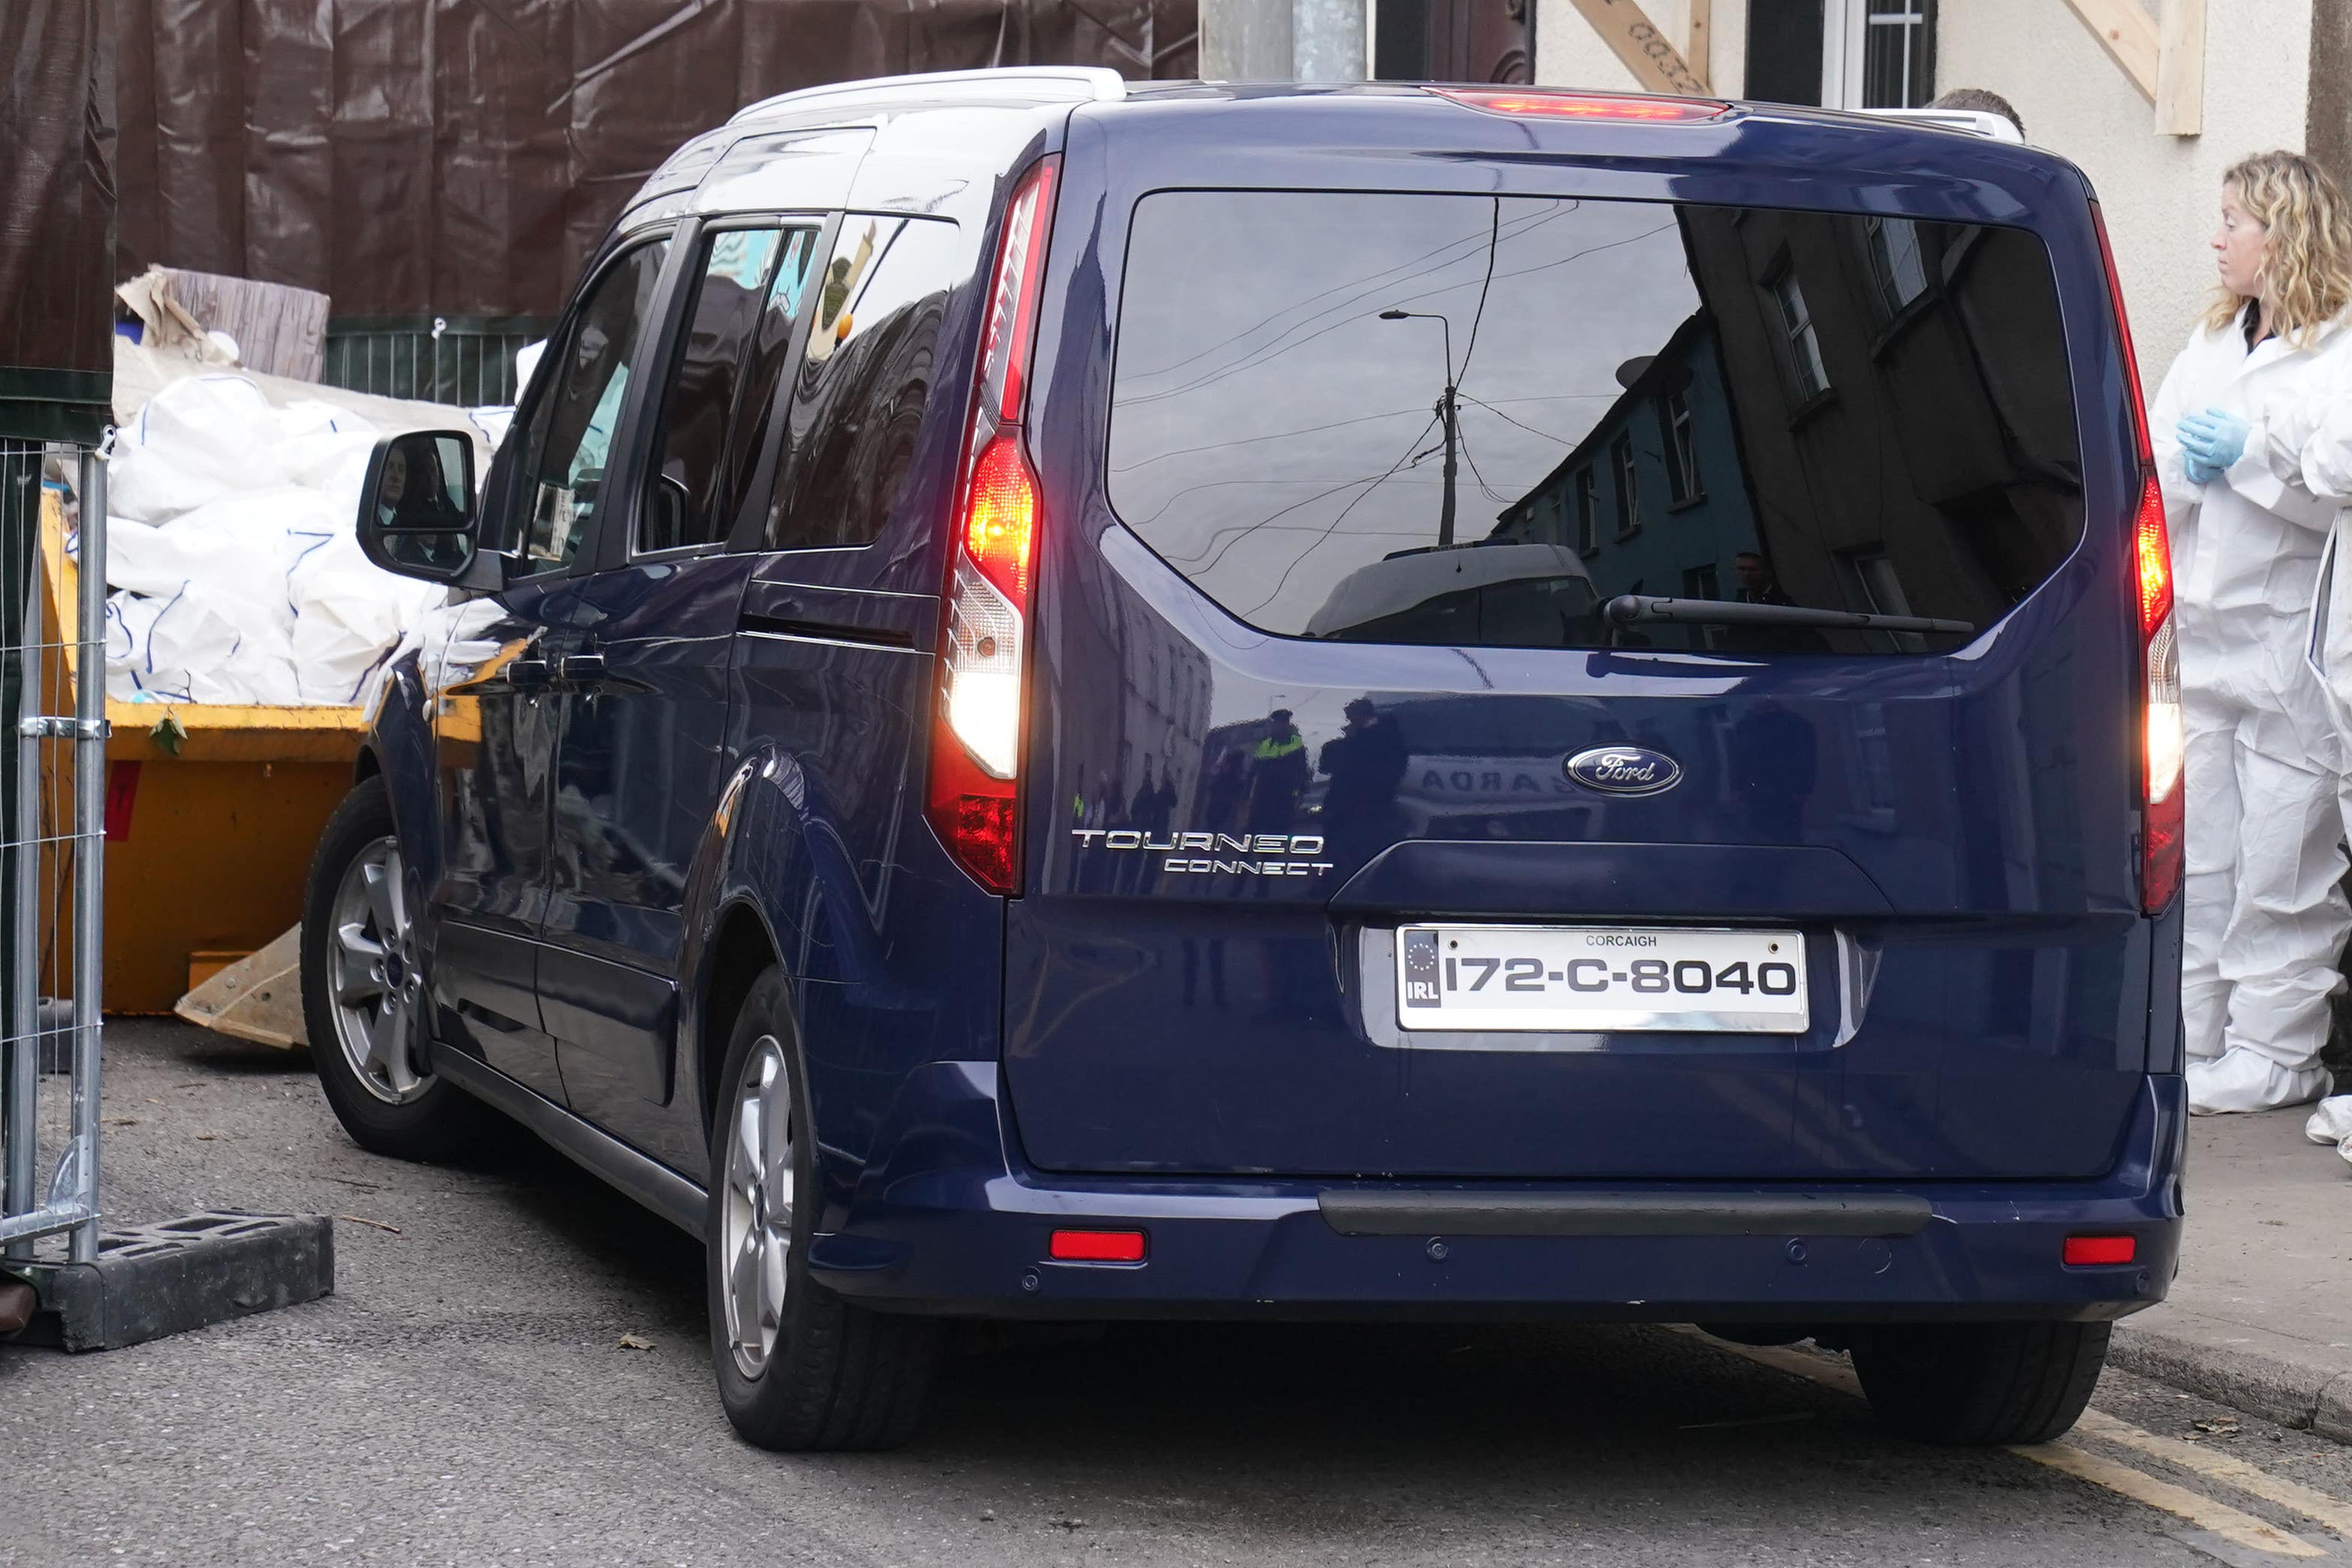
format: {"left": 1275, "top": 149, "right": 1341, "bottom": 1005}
{"left": 1007, "top": 186, "right": 2149, "bottom": 1182}
{"left": 537, "top": 224, "right": 822, "bottom": 1154}
{"left": 430, "top": 233, "right": 675, "bottom": 1102}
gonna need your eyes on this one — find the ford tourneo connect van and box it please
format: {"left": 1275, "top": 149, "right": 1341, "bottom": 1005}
{"left": 304, "top": 68, "right": 2187, "bottom": 1452}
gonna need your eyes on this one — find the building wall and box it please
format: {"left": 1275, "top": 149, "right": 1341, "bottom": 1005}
{"left": 1535, "top": 0, "right": 1745, "bottom": 97}
{"left": 1936, "top": 0, "right": 2314, "bottom": 394}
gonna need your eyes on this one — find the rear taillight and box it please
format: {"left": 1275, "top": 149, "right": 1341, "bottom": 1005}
{"left": 1432, "top": 87, "right": 1727, "bottom": 122}
{"left": 2096, "top": 200, "right": 2182, "bottom": 913}
{"left": 926, "top": 155, "right": 1059, "bottom": 895}
{"left": 2140, "top": 474, "right": 2183, "bottom": 913}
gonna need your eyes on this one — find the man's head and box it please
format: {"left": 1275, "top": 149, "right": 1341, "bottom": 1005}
{"left": 1928, "top": 88, "right": 2025, "bottom": 141}
{"left": 381, "top": 444, "right": 408, "bottom": 506}
{"left": 1344, "top": 697, "right": 1375, "bottom": 725}
{"left": 1734, "top": 551, "right": 1771, "bottom": 593}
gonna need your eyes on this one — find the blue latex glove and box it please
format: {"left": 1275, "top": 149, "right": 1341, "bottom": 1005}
{"left": 2178, "top": 407, "right": 2250, "bottom": 483}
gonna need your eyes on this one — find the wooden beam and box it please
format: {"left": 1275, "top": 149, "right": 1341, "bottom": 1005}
{"left": 2155, "top": 0, "right": 2206, "bottom": 135}
{"left": 2060, "top": 0, "right": 2160, "bottom": 104}
{"left": 1564, "top": 0, "right": 1709, "bottom": 98}
{"left": 1685, "top": 0, "right": 1712, "bottom": 91}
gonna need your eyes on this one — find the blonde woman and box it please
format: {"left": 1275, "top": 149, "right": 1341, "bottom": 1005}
{"left": 2152, "top": 149, "right": 2352, "bottom": 1114}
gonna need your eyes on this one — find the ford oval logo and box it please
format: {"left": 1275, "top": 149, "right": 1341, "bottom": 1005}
{"left": 1564, "top": 745, "right": 1683, "bottom": 797}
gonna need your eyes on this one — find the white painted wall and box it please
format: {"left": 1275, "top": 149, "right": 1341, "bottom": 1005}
{"left": 1536, "top": 0, "right": 1744, "bottom": 97}
{"left": 1938, "top": 0, "right": 2314, "bottom": 392}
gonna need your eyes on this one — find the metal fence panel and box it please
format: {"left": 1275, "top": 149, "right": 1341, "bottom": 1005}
{"left": 320, "top": 316, "right": 551, "bottom": 408}
{"left": 2, "top": 441, "right": 107, "bottom": 1259}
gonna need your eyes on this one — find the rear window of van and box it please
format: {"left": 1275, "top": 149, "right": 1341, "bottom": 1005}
{"left": 1106, "top": 191, "right": 2083, "bottom": 655}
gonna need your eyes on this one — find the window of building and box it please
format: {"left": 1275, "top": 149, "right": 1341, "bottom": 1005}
{"left": 1862, "top": 3, "right": 1936, "bottom": 108}
{"left": 1612, "top": 435, "right": 1640, "bottom": 537}
{"left": 766, "top": 215, "right": 967, "bottom": 552}
{"left": 1746, "top": 0, "right": 1935, "bottom": 110}
{"left": 1661, "top": 390, "right": 1700, "bottom": 503}
{"left": 1769, "top": 269, "right": 1831, "bottom": 399}
{"left": 1866, "top": 215, "right": 1930, "bottom": 317}
{"left": 1681, "top": 563, "right": 1719, "bottom": 600}
{"left": 1575, "top": 468, "right": 1598, "bottom": 555}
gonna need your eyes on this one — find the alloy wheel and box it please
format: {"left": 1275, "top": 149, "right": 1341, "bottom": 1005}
{"left": 327, "top": 836, "right": 431, "bottom": 1104}
{"left": 721, "top": 1034, "right": 795, "bottom": 1380}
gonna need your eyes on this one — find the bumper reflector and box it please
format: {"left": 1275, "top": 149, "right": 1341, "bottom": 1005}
{"left": 1049, "top": 1229, "right": 1146, "bottom": 1263}
{"left": 2063, "top": 1235, "right": 2137, "bottom": 1266}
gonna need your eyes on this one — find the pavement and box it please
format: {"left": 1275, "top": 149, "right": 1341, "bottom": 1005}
{"left": 13, "top": 1019, "right": 2352, "bottom": 1565}
{"left": 2111, "top": 1106, "right": 2352, "bottom": 1442}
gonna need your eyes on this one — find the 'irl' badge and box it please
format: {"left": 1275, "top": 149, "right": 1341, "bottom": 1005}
{"left": 1402, "top": 931, "right": 1441, "bottom": 1008}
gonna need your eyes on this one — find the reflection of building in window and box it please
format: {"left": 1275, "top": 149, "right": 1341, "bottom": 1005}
{"left": 1611, "top": 435, "right": 1640, "bottom": 536}
{"left": 1661, "top": 390, "right": 1700, "bottom": 503}
{"left": 1867, "top": 215, "right": 1929, "bottom": 316}
{"left": 1574, "top": 468, "right": 1598, "bottom": 555}
{"left": 1769, "top": 268, "right": 1830, "bottom": 399}
{"left": 1844, "top": 550, "right": 1928, "bottom": 651}
{"left": 1681, "top": 563, "right": 1719, "bottom": 600}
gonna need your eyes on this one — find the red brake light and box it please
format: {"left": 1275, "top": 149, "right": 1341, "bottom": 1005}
{"left": 2063, "top": 1235, "right": 2137, "bottom": 1267}
{"left": 1050, "top": 1229, "right": 1146, "bottom": 1263}
{"left": 2138, "top": 468, "right": 2183, "bottom": 915}
{"left": 926, "top": 156, "right": 1060, "bottom": 896}
{"left": 1432, "top": 88, "right": 1727, "bottom": 122}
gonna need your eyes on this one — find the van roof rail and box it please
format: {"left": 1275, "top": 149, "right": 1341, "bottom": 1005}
{"left": 730, "top": 67, "right": 1130, "bottom": 125}
{"left": 1856, "top": 107, "right": 2025, "bottom": 145}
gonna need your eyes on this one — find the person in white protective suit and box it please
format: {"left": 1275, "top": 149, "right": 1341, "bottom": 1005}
{"left": 2152, "top": 150, "right": 2352, "bottom": 1115}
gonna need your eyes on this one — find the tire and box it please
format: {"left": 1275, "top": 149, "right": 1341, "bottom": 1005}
{"left": 706, "top": 968, "right": 941, "bottom": 1451}
{"left": 300, "top": 775, "right": 489, "bottom": 1161}
{"left": 1852, "top": 1320, "right": 2112, "bottom": 1445}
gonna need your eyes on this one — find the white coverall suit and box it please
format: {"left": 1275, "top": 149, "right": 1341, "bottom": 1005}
{"left": 2152, "top": 306, "right": 2352, "bottom": 1113}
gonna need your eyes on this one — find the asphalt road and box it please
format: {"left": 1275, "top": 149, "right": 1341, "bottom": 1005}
{"left": 7, "top": 1019, "right": 2352, "bottom": 1567}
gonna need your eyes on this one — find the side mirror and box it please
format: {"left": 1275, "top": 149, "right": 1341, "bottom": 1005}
{"left": 357, "top": 431, "right": 480, "bottom": 583}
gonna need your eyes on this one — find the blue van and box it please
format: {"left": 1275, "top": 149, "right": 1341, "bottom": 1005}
{"left": 303, "top": 68, "right": 2187, "bottom": 1452}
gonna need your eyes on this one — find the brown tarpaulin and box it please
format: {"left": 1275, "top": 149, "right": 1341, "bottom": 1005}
{"left": 0, "top": 0, "right": 116, "bottom": 443}
{"left": 113, "top": 0, "right": 1196, "bottom": 321}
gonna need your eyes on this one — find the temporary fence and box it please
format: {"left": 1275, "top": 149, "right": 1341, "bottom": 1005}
{"left": 1, "top": 440, "right": 107, "bottom": 1260}
{"left": 321, "top": 316, "right": 553, "bottom": 408}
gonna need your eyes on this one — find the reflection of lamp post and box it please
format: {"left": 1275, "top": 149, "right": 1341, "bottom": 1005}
{"left": 1379, "top": 308, "right": 1459, "bottom": 548}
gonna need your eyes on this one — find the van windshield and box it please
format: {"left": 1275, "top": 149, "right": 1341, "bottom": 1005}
{"left": 1106, "top": 190, "right": 2083, "bottom": 655}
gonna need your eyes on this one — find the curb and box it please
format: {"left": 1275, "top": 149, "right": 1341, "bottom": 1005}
{"left": 2111, "top": 1319, "right": 2352, "bottom": 1443}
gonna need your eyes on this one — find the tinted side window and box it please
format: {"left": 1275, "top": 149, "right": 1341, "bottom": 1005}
{"left": 766, "top": 215, "right": 965, "bottom": 551}
{"left": 510, "top": 237, "right": 671, "bottom": 574}
{"left": 640, "top": 227, "right": 819, "bottom": 552}
{"left": 1107, "top": 191, "right": 2082, "bottom": 655}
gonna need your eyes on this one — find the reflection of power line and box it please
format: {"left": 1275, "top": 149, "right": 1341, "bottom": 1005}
{"left": 1160, "top": 419, "right": 1441, "bottom": 574}
{"left": 1454, "top": 199, "right": 1501, "bottom": 387}
{"left": 1385, "top": 221, "right": 1682, "bottom": 311}
{"left": 1125, "top": 216, "right": 1683, "bottom": 416}
{"left": 1107, "top": 406, "right": 1432, "bottom": 474}
{"left": 1114, "top": 203, "right": 1577, "bottom": 411}
{"left": 1236, "top": 414, "right": 1442, "bottom": 616}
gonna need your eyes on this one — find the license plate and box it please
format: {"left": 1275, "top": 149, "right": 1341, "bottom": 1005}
{"left": 1396, "top": 925, "right": 1808, "bottom": 1034}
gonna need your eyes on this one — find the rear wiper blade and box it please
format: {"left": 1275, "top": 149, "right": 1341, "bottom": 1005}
{"left": 1602, "top": 594, "right": 1974, "bottom": 637}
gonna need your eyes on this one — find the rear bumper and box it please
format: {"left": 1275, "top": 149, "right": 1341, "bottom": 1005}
{"left": 808, "top": 1064, "right": 2185, "bottom": 1323}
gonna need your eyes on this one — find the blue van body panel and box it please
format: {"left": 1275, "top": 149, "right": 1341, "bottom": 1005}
{"left": 804, "top": 1057, "right": 2184, "bottom": 1319}
{"left": 360, "top": 85, "right": 2181, "bottom": 1323}
{"left": 1004, "top": 95, "right": 2163, "bottom": 1187}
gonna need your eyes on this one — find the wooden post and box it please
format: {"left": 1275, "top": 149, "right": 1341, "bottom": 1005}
{"left": 2155, "top": 0, "right": 2206, "bottom": 136}
{"left": 1686, "top": 0, "right": 1712, "bottom": 91}
{"left": 2058, "top": 0, "right": 2160, "bottom": 104}
{"left": 1563, "top": 0, "right": 1708, "bottom": 98}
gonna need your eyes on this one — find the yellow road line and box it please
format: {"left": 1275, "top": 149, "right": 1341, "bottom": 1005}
{"left": 2016, "top": 1440, "right": 2325, "bottom": 1557}
{"left": 2075, "top": 1408, "right": 2352, "bottom": 1539}
{"left": 1668, "top": 1329, "right": 2327, "bottom": 1557}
